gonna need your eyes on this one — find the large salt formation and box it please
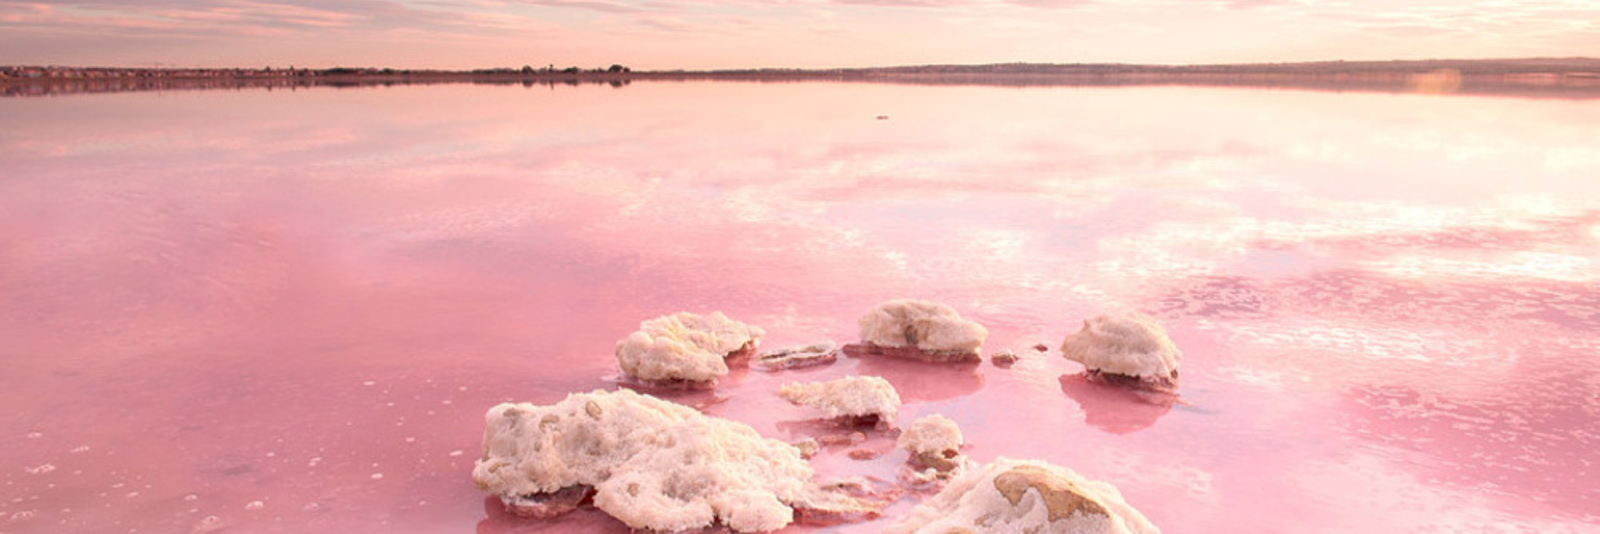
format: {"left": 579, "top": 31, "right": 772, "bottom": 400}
{"left": 1061, "top": 311, "right": 1182, "bottom": 392}
{"left": 856, "top": 299, "right": 988, "bottom": 362}
{"left": 615, "top": 311, "right": 764, "bottom": 386}
{"left": 778, "top": 376, "right": 901, "bottom": 425}
{"left": 885, "top": 458, "right": 1160, "bottom": 534}
{"left": 474, "top": 389, "right": 879, "bottom": 532}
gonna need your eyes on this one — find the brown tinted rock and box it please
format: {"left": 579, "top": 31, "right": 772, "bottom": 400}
{"left": 754, "top": 342, "right": 839, "bottom": 371}
{"left": 883, "top": 458, "right": 1159, "bottom": 534}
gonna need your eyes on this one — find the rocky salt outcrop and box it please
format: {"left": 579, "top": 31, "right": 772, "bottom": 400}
{"left": 473, "top": 389, "right": 881, "bottom": 532}
{"left": 884, "top": 458, "right": 1160, "bottom": 534}
{"left": 614, "top": 311, "right": 764, "bottom": 386}
{"left": 896, "top": 414, "right": 969, "bottom": 486}
{"left": 897, "top": 414, "right": 966, "bottom": 473}
{"left": 1061, "top": 311, "right": 1181, "bottom": 392}
{"left": 778, "top": 376, "right": 901, "bottom": 426}
{"left": 855, "top": 299, "right": 988, "bottom": 362}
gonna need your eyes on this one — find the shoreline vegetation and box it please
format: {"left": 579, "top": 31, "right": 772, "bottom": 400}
{"left": 4, "top": 58, "right": 1599, "bottom": 98}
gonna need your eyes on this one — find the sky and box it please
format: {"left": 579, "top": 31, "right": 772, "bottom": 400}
{"left": 1, "top": 0, "right": 1596, "bottom": 69}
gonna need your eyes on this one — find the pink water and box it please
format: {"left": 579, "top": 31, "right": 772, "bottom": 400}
{"left": 1, "top": 82, "right": 1597, "bottom": 533}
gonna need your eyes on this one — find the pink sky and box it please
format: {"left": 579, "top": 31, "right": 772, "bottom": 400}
{"left": 1, "top": 0, "right": 1596, "bottom": 70}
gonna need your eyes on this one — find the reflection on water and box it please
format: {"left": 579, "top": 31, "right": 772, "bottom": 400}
{"left": 841, "top": 346, "right": 987, "bottom": 402}
{"left": 1057, "top": 374, "right": 1175, "bottom": 434}
{"left": 0, "top": 81, "right": 1597, "bottom": 533}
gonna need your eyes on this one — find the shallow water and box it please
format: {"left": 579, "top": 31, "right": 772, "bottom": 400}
{"left": 1, "top": 82, "right": 1597, "bottom": 533}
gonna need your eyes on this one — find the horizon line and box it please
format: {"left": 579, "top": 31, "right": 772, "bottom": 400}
{"left": 6, "top": 56, "right": 1600, "bottom": 72}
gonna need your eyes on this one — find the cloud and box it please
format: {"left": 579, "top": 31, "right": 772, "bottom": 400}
{"left": 832, "top": 0, "right": 967, "bottom": 6}
{"left": 0, "top": 0, "right": 535, "bottom": 37}
{"left": 509, "top": 0, "right": 644, "bottom": 13}
{"left": 1005, "top": 0, "right": 1090, "bottom": 7}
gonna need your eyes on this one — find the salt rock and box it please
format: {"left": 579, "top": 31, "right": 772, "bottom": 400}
{"left": 474, "top": 389, "right": 862, "bottom": 533}
{"left": 615, "top": 311, "right": 764, "bottom": 385}
{"left": 897, "top": 414, "right": 965, "bottom": 472}
{"left": 1061, "top": 311, "right": 1181, "bottom": 391}
{"left": 885, "top": 458, "right": 1160, "bottom": 534}
{"left": 792, "top": 438, "right": 821, "bottom": 459}
{"left": 990, "top": 350, "right": 1020, "bottom": 367}
{"left": 779, "top": 376, "right": 901, "bottom": 424}
{"left": 754, "top": 342, "right": 839, "bottom": 371}
{"left": 857, "top": 299, "right": 988, "bottom": 362}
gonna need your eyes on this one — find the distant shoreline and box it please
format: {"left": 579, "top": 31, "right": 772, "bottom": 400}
{"left": 5, "top": 58, "right": 1598, "bottom": 99}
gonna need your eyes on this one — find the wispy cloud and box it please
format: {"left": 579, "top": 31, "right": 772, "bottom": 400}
{"left": 510, "top": 0, "right": 644, "bottom": 13}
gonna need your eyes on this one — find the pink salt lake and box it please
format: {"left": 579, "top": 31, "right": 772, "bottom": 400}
{"left": 1, "top": 81, "right": 1597, "bottom": 533}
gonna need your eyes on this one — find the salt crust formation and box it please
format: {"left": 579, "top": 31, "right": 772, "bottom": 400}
{"left": 1060, "top": 311, "right": 1181, "bottom": 390}
{"left": 614, "top": 311, "right": 764, "bottom": 384}
{"left": 897, "top": 414, "right": 966, "bottom": 473}
{"left": 884, "top": 458, "right": 1160, "bottom": 534}
{"left": 779, "top": 376, "right": 902, "bottom": 423}
{"left": 857, "top": 299, "right": 989, "bottom": 361}
{"left": 474, "top": 389, "right": 873, "bottom": 533}
{"left": 754, "top": 342, "right": 839, "bottom": 371}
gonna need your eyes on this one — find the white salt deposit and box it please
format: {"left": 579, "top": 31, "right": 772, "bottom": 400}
{"left": 615, "top": 311, "right": 765, "bottom": 384}
{"left": 897, "top": 414, "right": 964, "bottom": 462}
{"left": 858, "top": 299, "right": 988, "bottom": 360}
{"left": 778, "top": 376, "right": 901, "bottom": 422}
{"left": 754, "top": 342, "right": 839, "bottom": 371}
{"left": 474, "top": 389, "right": 869, "bottom": 532}
{"left": 1061, "top": 311, "right": 1182, "bottom": 386}
{"left": 897, "top": 414, "right": 968, "bottom": 484}
{"left": 885, "top": 457, "right": 1159, "bottom": 534}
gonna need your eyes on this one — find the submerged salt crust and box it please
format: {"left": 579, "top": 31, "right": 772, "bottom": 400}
{"left": 474, "top": 389, "right": 831, "bottom": 532}
{"left": 614, "top": 311, "right": 765, "bottom": 383}
{"left": 885, "top": 457, "right": 1160, "bottom": 534}
{"left": 1060, "top": 311, "right": 1182, "bottom": 381}
{"left": 858, "top": 299, "right": 989, "bottom": 355}
{"left": 779, "top": 376, "right": 903, "bottom": 421}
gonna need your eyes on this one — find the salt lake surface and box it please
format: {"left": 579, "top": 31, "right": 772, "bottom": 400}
{"left": 1, "top": 81, "right": 1597, "bottom": 533}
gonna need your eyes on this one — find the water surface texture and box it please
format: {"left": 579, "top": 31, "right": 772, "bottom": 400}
{"left": 2, "top": 82, "right": 1597, "bottom": 533}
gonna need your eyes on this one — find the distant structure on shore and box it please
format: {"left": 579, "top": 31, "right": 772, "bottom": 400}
{"left": 0, "top": 64, "right": 631, "bottom": 81}
{"left": 4, "top": 58, "right": 1598, "bottom": 98}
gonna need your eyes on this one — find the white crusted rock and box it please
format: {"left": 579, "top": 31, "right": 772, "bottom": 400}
{"left": 754, "top": 342, "right": 839, "bottom": 371}
{"left": 779, "top": 376, "right": 901, "bottom": 424}
{"left": 1061, "top": 311, "right": 1181, "bottom": 391}
{"left": 857, "top": 299, "right": 987, "bottom": 362}
{"left": 474, "top": 389, "right": 869, "bottom": 532}
{"left": 615, "top": 311, "right": 764, "bottom": 385}
{"left": 897, "top": 414, "right": 965, "bottom": 473}
{"left": 884, "top": 458, "right": 1160, "bottom": 534}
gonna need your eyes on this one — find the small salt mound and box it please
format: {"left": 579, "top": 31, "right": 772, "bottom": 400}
{"left": 1061, "top": 311, "right": 1181, "bottom": 388}
{"left": 615, "top": 311, "right": 764, "bottom": 384}
{"left": 884, "top": 458, "right": 1160, "bottom": 534}
{"left": 857, "top": 299, "right": 988, "bottom": 361}
{"left": 897, "top": 414, "right": 964, "bottom": 470}
{"left": 779, "top": 376, "right": 901, "bottom": 422}
{"left": 474, "top": 389, "right": 860, "bottom": 532}
{"left": 897, "top": 414, "right": 968, "bottom": 484}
